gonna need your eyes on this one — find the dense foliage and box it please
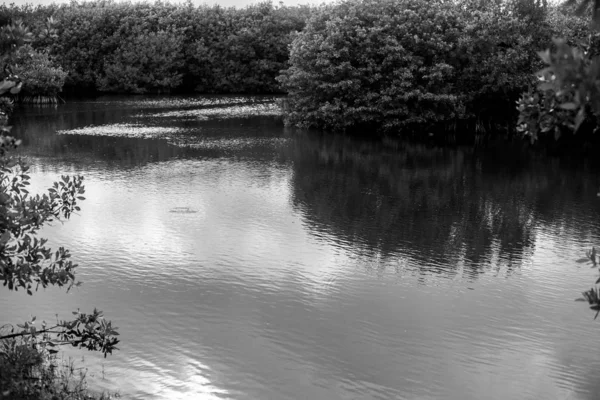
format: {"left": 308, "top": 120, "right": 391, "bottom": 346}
{"left": 0, "top": 1, "right": 310, "bottom": 94}
{"left": 0, "top": 0, "right": 595, "bottom": 135}
{"left": 516, "top": 31, "right": 600, "bottom": 148}
{"left": 0, "top": 100, "right": 119, "bottom": 398}
{"left": 278, "top": 0, "right": 588, "bottom": 135}
{"left": 11, "top": 44, "right": 67, "bottom": 97}
{"left": 278, "top": 0, "right": 466, "bottom": 133}
{"left": 0, "top": 23, "right": 118, "bottom": 399}
{"left": 0, "top": 18, "right": 66, "bottom": 100}
{"left": 97, "top": 28, "right": 184, "bottom": 93}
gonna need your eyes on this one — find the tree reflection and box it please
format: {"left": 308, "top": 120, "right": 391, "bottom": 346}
{"left": 11, "top": 101, "right": 600, "bottom": 280}
{"left": 286, "top": 132, "right": 600, "bottom": 278}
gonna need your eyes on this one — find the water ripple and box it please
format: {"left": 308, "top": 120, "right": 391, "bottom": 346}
{"left": 5, "top": 96, "right": 600, "bottom": 400}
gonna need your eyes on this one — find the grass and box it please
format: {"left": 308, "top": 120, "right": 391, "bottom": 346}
{"left": 0, "top": 328, "right": 118, "bottom": 400}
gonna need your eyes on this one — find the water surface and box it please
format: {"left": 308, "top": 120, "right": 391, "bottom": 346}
{"left": 2, "top": 95, "right": 600, "bottom": 400}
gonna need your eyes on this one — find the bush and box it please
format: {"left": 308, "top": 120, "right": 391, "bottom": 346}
{"left": 42, "top": 0, "right": 310, "bottom": 94}
{"left": 0, "top": 118, "right": 119, "bottom": 397}
{"left": 0, "top": 97, "right": 14, "bottom": 115}
{"left": 451, "top": 0, "right": 552, "bottom": 130}
{"left": 0, "top": 18, "right": 33, "bottom": 55}
{"left": 0, "top": 1, "right": 312, "bottom": 94}
{"left": 514, "top": 6, "right": 600, "bottom": 146}
{"left": 0, "top": 19, "right": 118, "bottom": 398}
{"left": 47, "top": 1, "right": 120, "bottom": 90}
{"left": 11, "top": 44, "right": 67, "bottom": 97}
{"left": 183, "top": 2, "right": 310, "bottom": 93}
{"left": 277, "top": 0, "right": 583, "bottom": 136}
{"left": 0, "top": 329, "right": 114, "bottom": 400}
{"left": 97, "top": 28, "right": 184, "bottom": 93}
{"left": 278, "top": 0, "right": 467, "bottom": 133}
{"left": 516, "top": 38, "right": 600, "bottom": 143}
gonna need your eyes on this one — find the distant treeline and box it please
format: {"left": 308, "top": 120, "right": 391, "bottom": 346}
{"left": 0, "top": 1, "right": 311, "bottom": 94}
{"left": 278, "top": 0, "right": 593, "bottom": 137}
{"left": 1, "top": 0, "right": 597, "bottom": 140}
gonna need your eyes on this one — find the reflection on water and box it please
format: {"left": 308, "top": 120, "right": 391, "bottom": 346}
{"left": 2, "top": 95, "right": 600, "bottom": 400}
{"left": 287, "top": 134, "right": 600, "bottom": 279}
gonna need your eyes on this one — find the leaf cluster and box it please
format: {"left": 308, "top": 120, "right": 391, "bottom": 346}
{"left": 516, "top": 36, "right": 600, "bottom": 142}
{"left": 575, "top": 248, "right": 600, "bottom": 318}
{"left": 0, "top": 156, "right": 85, "bottom": 294}
{"left": 0, "top": 59, "right": 118, "bottom": 395}
{"left": 2, "top": 1, "right": 312, "bottom": 94}
{"left": 277, "top": 0, "right": 562, "bottom": 135}
{"left": 0, "top": 18, "right": 33, "bottom": 55}
{"left": 0, "top": 127, "right": 120, "bottom": 355}
{"left": 1, "top": 319, "right": 117, "bottom": 399}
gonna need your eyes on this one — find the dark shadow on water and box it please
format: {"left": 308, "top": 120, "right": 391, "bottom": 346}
{"left": 11, "top": 99, "right": 600, "bottom": 283}
{"left": 8, "top": 98, "right": 600, "bottom": 399}
{"left": 285, "top": 131, "right": 600, "bottom": 278}
{"left": 10, "top": 101, "right": 286, "bottom": 169}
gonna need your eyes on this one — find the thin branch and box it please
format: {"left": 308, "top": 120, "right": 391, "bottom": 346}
{"left": 0, "top": 325, "right": 61, "bottom": 340}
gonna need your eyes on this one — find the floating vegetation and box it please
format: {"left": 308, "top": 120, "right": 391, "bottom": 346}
{"left": 56, "top": 122, "right": 287, "bottom": 152}
{"left": 141, "top": 103, "right": 282, "bottom": 120}
{"left": 169, "top": 207, "right": 198, "bottom": 214}
{"left": 57, "top": 123, "right": 182, "bottom": 139}
{"left": 170, "top": 137, "right": 288, "bottom": 150}
{"left": 92, "top": 96, "right": 279, "bottom": 110}
{"left": 54, "top": 97, "right": 285, "bottom": 151}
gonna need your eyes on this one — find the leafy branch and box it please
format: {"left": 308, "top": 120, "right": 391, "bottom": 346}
{"left": 575, "top": 247, "right": 600, "bottom": 318}
{"left": 0, "top": 132, "right": 120, "bottom": 357}
{"left": 0, "top": 309, "right": 119, "bottom": 358}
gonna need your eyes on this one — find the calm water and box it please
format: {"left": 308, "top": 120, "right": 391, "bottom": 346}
{"left": 2, "top": 95, "right": 600, "bottom": 400}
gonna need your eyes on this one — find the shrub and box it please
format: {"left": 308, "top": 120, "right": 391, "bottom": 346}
{"left": 49, "top": 1, "right": 121, "bottom": 90}
{"left": 451, "top": 0, "right": 552, "bottom": 130}
{"left": 545, "top": 6, "right": 590, "bottom": 44}
{"left": 0, "top": 97, "right": 14, "bottom": 115}
{"left": 97, "top": 28, "right": 184, "bottom": 93}
{"left": 0, "top": 329, "right": 115, "bottom": 399}
{"left": 46, "top": 1, "right": 310, "bottom": 94}
{"left": 0, "top": 119, "right": 120, "bottom": 397}
{"left": 278, "top": 0, "right": 467, "bottom": 133}
{"left": 11, "top": 44, "right": 67, "bottom": 97}
{"left": 514, "top": 6, "right": 600, "bottom": 145}
{"left": 278, "top": 0, "right": 583, "bottom": 136}
{"left": 183, "top": 2, "right": 310, "bottom": 93}
{"left": 0, "top": 19, "right": 118, "bottom": 398}
{"left": 516, "top": 37, "right": 600, "bottom": 143}
{"left": 0, "top": 19, "right": 33, "bottom": 55}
